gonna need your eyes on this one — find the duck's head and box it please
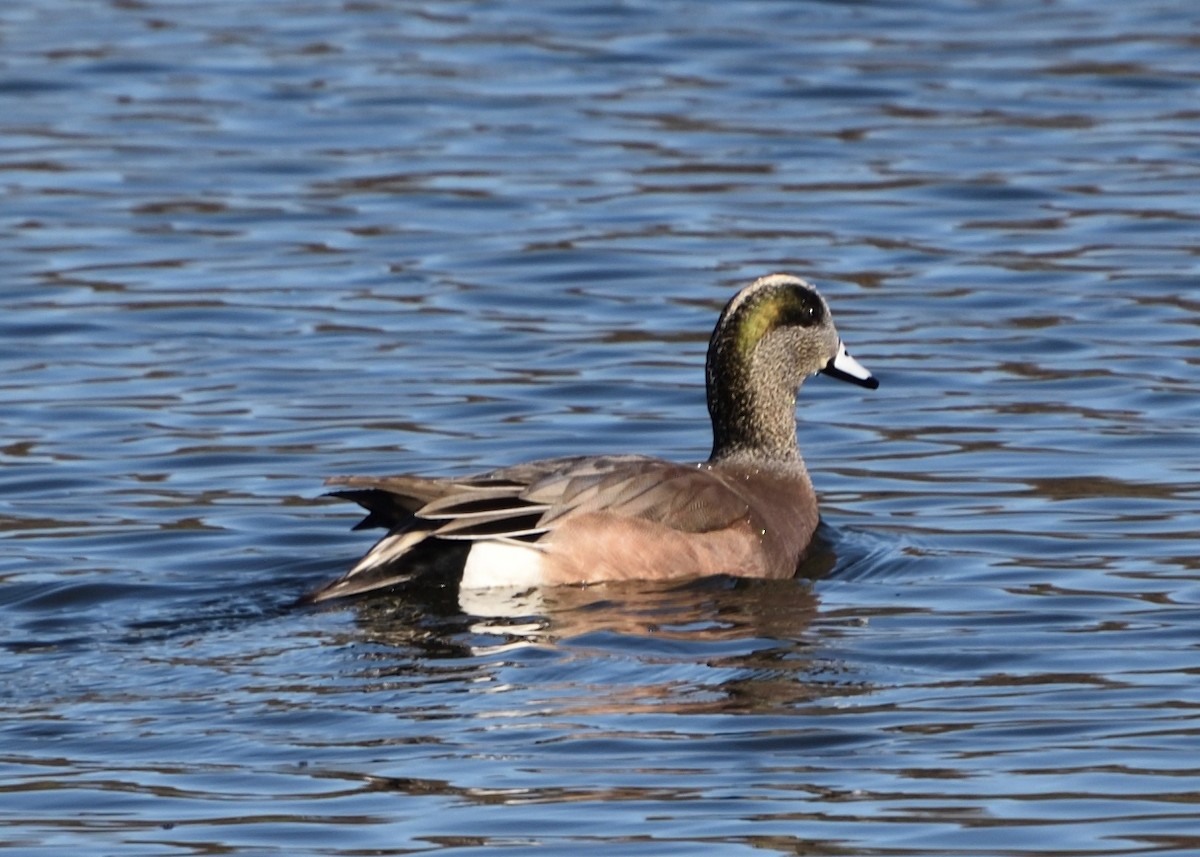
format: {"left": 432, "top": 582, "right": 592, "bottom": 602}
{"left": 706, "top": 273, "right": 877, "bottom": 463}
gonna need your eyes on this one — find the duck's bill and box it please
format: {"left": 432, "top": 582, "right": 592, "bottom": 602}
{"left": 821, "top": 341, "right": 879, "bottom": 389}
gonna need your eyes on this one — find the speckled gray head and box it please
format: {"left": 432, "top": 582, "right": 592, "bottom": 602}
{"left": 706, "top": 273, "right": 877, "bottom": 462}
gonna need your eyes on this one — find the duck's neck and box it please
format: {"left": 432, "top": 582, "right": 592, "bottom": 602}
{"left": 706, "top": 346, "right": 802, "bottom": 465}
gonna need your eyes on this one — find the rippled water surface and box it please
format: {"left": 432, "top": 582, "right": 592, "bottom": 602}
{"left": 3, "top": 1, "right": 1200, "bottom": 854}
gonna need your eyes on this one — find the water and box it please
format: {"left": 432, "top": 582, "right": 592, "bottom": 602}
{"left": 3, "top": 0, "right": 1200, "bottom": 854}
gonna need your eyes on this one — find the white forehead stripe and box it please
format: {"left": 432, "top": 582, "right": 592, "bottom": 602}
{"left": 723, "top": 273, "right": 817, "bottom": 317}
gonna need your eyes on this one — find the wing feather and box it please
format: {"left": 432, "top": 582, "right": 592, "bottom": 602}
{"left": 316, "top": 455, "right": 754, "bottom": 601}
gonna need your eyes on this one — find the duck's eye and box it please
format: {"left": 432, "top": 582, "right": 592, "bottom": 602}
{"left": 783, "top": 293, "right": 823, "bottom": 327}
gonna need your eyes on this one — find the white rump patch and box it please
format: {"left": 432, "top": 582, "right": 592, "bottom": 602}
{"left": 460, "top": 541, "right": 546, "bottom": 590}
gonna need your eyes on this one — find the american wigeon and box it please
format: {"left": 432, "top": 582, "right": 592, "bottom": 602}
{"left": 308, "top": 273, "right": 877, "bottom": 602}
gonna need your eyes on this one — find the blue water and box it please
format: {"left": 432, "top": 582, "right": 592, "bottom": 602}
{"left": 3, "top": 1, "right": 1200, "bottom": 854}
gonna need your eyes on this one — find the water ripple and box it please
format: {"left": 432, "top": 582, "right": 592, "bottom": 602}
{"left": 3, "top": 0, "right": 1199, "bottom": 854}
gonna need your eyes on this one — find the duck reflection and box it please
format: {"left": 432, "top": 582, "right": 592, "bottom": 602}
{"left": 322, "top": 533, "right": 845, "bottom": 716}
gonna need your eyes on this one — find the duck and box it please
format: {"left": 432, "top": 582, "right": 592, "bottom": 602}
{"left": 307, "top": 273, "right": 877, "bottom": 603}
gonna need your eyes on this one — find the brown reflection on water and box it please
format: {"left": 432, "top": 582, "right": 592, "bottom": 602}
{"left": 343, "top": 575, "right": 822, "bottom": 643}
{"left": 337, "top": 574, "right": 836, "bottom": 716}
